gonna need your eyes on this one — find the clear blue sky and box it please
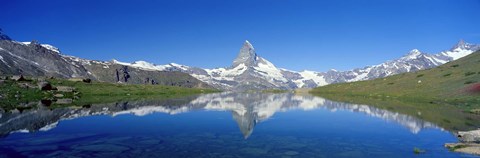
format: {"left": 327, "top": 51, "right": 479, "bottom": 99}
{"left": 1, "top": 0, "right": 479, "bottom": 71}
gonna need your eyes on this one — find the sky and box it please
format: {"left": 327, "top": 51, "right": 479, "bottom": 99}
{"left": 1, "top": 0, "right": 479, "bottom": 72}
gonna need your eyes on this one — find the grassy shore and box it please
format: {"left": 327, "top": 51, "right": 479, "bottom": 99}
{"left": 0, "top": 77, "right": 219, "bottom": 110}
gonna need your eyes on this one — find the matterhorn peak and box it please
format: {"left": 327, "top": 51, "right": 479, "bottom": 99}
{"left": 244, "top": 40, "right": 254, "bottom": 49}
{"left": 232, "top": 40, "right": 258, "bottom": 67}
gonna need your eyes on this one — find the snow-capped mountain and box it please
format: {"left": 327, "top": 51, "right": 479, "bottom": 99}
{"left": 1, "top": 27, "right": 478, "bottom": 90}
{"left": 111, "top": 39, "right": 480, "bottom": 90}
{"left": 112, "top": 40, "right": 299, "bottom": 90}
{"left": 316, "top": 40, "right": 480, "bottom": 84}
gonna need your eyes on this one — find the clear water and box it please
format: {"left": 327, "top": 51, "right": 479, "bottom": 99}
{"left": 0, "top": 93, "right": 476, "bottom": 157}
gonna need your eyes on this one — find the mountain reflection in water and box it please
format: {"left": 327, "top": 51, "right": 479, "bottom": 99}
{"left": 0, "top": 92, "right": 440, "bottom": 138}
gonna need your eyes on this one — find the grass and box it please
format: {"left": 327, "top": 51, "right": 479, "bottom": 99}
{"left": 311, "top": 51, "right": 480, "bottom": 110}
{"left": 0, "top": 77, "right": 219, "bottom": 110}
{"left": 47, "top": 78, "right": 218, "bottom": 97}
{"left": 0, "top": 79, "right": 46, "bottom": 110}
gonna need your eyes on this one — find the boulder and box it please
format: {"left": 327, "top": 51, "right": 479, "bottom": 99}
{"left": 55, "top": 98, "right": 72, "bottom": 104}
{"left": 458, "top": 129, "right": 480, "bottom": 143}
{"left": 68, "top": 78, "right": 92, "bottom": 83}
{"left": 82, "top": 78, "right": 92, "bottom": 83}
{"left": 38, "top": 81, "right": 53, "bottom": 91}
{"left": 18, "top": 83, "right": 29, "bottom": 89}
{"left": 11, "top": 75, "right": 26, "bottom": 81}
{"left": 56, "top": 86, "right": 75, "bottom": 92}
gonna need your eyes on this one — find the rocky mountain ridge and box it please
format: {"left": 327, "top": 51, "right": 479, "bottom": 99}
{"left": 0, "top": 30, "right": 211, "bottom": 88}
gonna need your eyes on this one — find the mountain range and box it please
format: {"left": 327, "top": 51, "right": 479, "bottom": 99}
{"left": 0, "top": 29, "right": 479, "bottom": 90}
{"left": 111, "top": 39, "right": 480, "bottom": 90}
{"left": 0, "top": 29, "right": 211, "bottom": 89}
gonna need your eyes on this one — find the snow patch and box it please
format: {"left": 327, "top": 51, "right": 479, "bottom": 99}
{"left": 293, "top": 70, "right": 328, "bottom": 88}
{"left": 441, "top": 49, "right": 473, "bottom": 60}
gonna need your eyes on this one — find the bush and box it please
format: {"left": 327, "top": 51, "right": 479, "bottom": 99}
{"left": 465, "top": 81, "right": 476, "bottom": 84}
{"left": 387, "top": 82, "right": 395, "bottom": 85}
{"left": 416, "top": 74, "right": 424, "bottom": 78}
{"left": 443, "top": 73, "right": 452, "bottom": 77}
{"left": 451, "top": 64, "right": 459, "bottom": 67}
{"left": 465, "top": 72, "right": 476, "bottom": 76}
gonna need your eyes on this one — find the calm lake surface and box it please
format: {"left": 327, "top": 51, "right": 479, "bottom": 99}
{"left": 0, "top": 92, "right": 477, "bottom": 158}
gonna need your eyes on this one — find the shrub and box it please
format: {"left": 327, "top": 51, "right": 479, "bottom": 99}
{"left": 387, "top": 82, "right": 394, "bottom": 85}
{"left": 451, "top": 64, "right": 459, "bottom": 67}
{"left": 443, "top": 73, "right": 452, "bottom": 77}
{"left": 416, "top": 74, "right": 424, "bottom": 78}
{"left": 465, "top": 72, "right": 476, "bottom": 76}
{"left": 465, "top": 81, "right": 476, "bottom": 84}
{"left": 442, "top": 119, "right": 451, "bottom": 123}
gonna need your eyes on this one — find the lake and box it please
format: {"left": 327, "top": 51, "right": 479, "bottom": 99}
{"left": 0, "top": 92, "right": 477, "bottom": 157}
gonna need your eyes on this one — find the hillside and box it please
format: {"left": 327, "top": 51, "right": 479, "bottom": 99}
{"left": 311, "top": 51, "right": 480, "bottom": 108}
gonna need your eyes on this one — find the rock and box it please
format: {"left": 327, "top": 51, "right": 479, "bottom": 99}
{"left": 38, "top": 81, "right": 53, "bottom": 90}
{"left": 458, "top": 129, "right": 480, "bottom": 143}
{"left": 17, "top": 83, "right": 29, "bottom": 88}
{"left": 445, "top": 143, "right": 480, "bottom": 155}
{"left": 11, "top": 75, "right": 26, "bottom": 81}
{"left": 68, "top": 78, "right": 84, "bottom": 82}
{"left": 0, "top": 80, "right": 5, "bottom": 85}
{"left": 53, "top": 94, "right": 64, "bottom": 98}
{"left": 82, "top": 78, "right": 92, "bottom": 83}
{"left": 40, "top": 100, "right": 53, "bottom": 106}
{"left": 56, "top": 99, "right": 72, "bottom": 104}
{"left": 56, "top": 86, "right": 75, "bottom": 92}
